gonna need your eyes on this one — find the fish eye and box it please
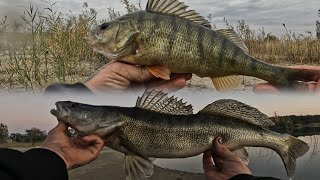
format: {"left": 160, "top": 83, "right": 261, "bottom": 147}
{"left": 100, "top": 23, "right": 109, "bottom": 30}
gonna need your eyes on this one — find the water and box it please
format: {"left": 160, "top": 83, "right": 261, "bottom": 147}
{"left": 0, "top": 90, "right": 319, "bottom": 179}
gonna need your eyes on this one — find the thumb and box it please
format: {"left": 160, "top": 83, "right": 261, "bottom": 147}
{"left": 203, "top": 150, "right": 216, "bottom": 172}
{"left": 119, "top": 64, "right": 154, "bottom": 83}
{"left": 52, "top": 121, "right": 68, "bottom": 133}
{"left": 212, "top": 137, "right": 235, "bottom": 160}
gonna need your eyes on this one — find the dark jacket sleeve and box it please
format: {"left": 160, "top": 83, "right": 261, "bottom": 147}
{"left": 44, "top": 83, "right": 92, "bottom": 95}
{"left": 230, "top": 174, "right": 280, "bottom": 180}
{"left": 0, "top": 148, "right": 68, "bottom": 180}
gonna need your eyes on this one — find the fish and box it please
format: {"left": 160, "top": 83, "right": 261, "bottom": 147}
{"left": 87, "top": 0, "right": 320, "bottom": 91}
{"left": 50, "top": 90, "right": 309, "bottom": 180}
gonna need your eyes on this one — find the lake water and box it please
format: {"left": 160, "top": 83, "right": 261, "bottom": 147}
{"left": 0, "top": 90, "right": 319, "bottom": 179}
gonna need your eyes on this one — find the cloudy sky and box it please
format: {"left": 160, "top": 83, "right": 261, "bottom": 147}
{"left": 0, "top": 0, "right": 319, "bottom": 36}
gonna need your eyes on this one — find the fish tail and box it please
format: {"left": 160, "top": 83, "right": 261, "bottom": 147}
{"left": 277, "top": 134, "right": 309, "bottom": 178}
{"left": 247, "top": 57, "right": 320, "bottom": 88}
{"left": 284, "top": 67, "right": 320, "bottom": 84}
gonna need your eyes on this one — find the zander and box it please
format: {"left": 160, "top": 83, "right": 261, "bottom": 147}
{"left": 87, "top": 0, "right": 319, "bottom": 91}
{"left": 51, "top": 90, "right": 309, "bottom": 180}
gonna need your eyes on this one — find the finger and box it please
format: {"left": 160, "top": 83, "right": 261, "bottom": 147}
{"left": 50, "top": 121, "right": 68, "bottom": 134}
{"left": 289, "top": 66, "right": 320, "bottom": 82}
{"left": 150, "top": 78, "right": 187, "bottom": 92}
{"left": 82, "top": 135, "right": 105, "bottom": 151}
{"left": 146, "top": 73, "right": 191, "bottom": 88}
{"left": 170, "top": 73, "right": 193, "bottom": 81}
{"left": 253, "top": 83, "right": 280, "bottom": 94}
{"left": 212, "top": 156, "right": 224, "bottom": 171}
{"left": 111, "top": 63, "right": 155, "bottom": 83}
{"left": 316, "top": 79, "right": 320, "bottom": 94}
{"left": 307, "top": 82, "right": 317, "bottom": 92}
{"left": 212, "top": 137, "right": 235, "bottom": 160}
{"left": 289, "top": 65, "right": 320, "bottom": 71}
{"left": 73, "top": 137, "right": 90, "bottom": 147}
{"left": 202, "top": 150, "right": 217, "bottom": 173}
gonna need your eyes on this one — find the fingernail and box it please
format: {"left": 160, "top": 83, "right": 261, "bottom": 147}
{"left": 218, "top": 137, "right": 223, "bottom": 144}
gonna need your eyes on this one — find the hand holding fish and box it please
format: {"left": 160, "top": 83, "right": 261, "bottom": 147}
{"left": 41, "top": 121, "right": 104, "bottom": 170}
{"left": 254, "top": 65, "right": 320, "bottom": 94}
{"left": 84, "top": 62, "right": 192, "bottom": 93}
{"left": 203, "top": 137, "right": 252, "bottom": 180}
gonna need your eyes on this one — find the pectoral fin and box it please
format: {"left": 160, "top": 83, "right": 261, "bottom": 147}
{"left": 211, "top": 76, "right": 242, "bottom": 91}
{"left": 147, "top": 66, "right": 171, "bottom": 80}
{"left": 232, "top": 148, "right": 249, "bottom": 165}
{"left": 124, "top": 154, "right": 153, "bottom": 180}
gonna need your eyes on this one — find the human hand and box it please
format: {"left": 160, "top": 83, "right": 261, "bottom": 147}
{"left": 203, "top": 137, "right": 251, "bottom": 180}
{"left": 253, "top": 65, "right": 320, "bottom": 94}
{"left": 41, "top": 121, "right": 104, "bottom": 170}
{"left": 84, "top": 62, "right": 192, "bottom": 94}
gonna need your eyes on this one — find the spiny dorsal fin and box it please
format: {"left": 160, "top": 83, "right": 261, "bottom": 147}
{"left": 211, "top": 75, "right": 242, "bottom": 92}
{"left": 136, "top": 90, "right": 193, "bottom": 115}
{"left": 217, "top": 29, "right": 249, "bottom": 54}
{"left": 146, "top": 0, "right": 211, "bottom": 28}
{"left": 198, "top": 99, "right": 274, "bottom": 127}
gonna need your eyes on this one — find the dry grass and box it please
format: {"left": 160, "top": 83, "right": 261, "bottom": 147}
{"left": 0, "top": 1, "right": 319, "bottom": 91}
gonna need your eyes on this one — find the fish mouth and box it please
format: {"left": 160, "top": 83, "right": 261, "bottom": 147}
{"left": 50, "top": 102, "right": 71, "bottom": 119}
{"left": 86, "top": 33, "right": 99, "bottom": 46}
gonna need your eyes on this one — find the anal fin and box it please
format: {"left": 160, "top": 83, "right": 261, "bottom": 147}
{"left": 232, "top": 148, "right": 249, "bottom": 165}
{"left": 147, "top": 66, "right": 171, "bottom": 80}
{"left": 211, "top": 76, "right": 242, "bottom": 91}
{"left": 125, "top": 154, "right": 153, "bottom": 180}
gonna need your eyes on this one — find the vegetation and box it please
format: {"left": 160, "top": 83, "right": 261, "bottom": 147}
{"left": 0, "top": 123, "right": 9, "bottom": 143}
{"left": 0, "top": 1, "right": 319, "bottom": 91}
{"left": 0, "top": 125, "right": 47, "bottom": 146}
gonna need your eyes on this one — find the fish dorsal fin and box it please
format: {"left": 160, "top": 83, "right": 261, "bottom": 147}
{"left": 211, "top": 75, "right": 242, "bottom": 92}
{"left": 146, "top": 0, "right": 211, "bottom": 28}
{"left": 217, "top": 29, "right": 249, "bottom": 54}
{"left": 198, "top": 99, "right": 274, "bottom": 127}
{"left": 136, "top": 90, "right": 193, "bottom": 115}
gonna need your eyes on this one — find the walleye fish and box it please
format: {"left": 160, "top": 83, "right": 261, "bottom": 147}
{"left": 51, "top": 90, "right": 309, "bottom": 180}
{"left": 87, "top": 0, "right": 319, "bottom": 91}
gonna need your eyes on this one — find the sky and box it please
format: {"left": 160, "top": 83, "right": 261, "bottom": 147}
{"left": 0, "top": 0, "right": 319, "bottom": 36}
{"left": 1, "top": 90, "right": 319, "bottom": 133}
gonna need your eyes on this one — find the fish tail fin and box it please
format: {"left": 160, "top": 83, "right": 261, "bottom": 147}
{"left": 285, "top": 68, "right": 320, "bottom": 83}
{"left": 269, "top": 67, "right": 320, "bottom": 89}
{"left": 278, "top": 134, "right": 309, "bottom": 178}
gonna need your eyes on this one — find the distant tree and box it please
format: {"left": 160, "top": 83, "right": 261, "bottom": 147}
{"left": 25, "top": 128, "right": 47, "bottom": 145}
{"left": 0, "top": 123, "right": 9, "bottom": 143}
{"left": 9, "top": 133, "right": 25, "bottom": 143}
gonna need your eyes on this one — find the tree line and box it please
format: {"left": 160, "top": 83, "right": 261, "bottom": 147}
{"left": 0, "top": 123, "right": 47, "bottom": 145}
